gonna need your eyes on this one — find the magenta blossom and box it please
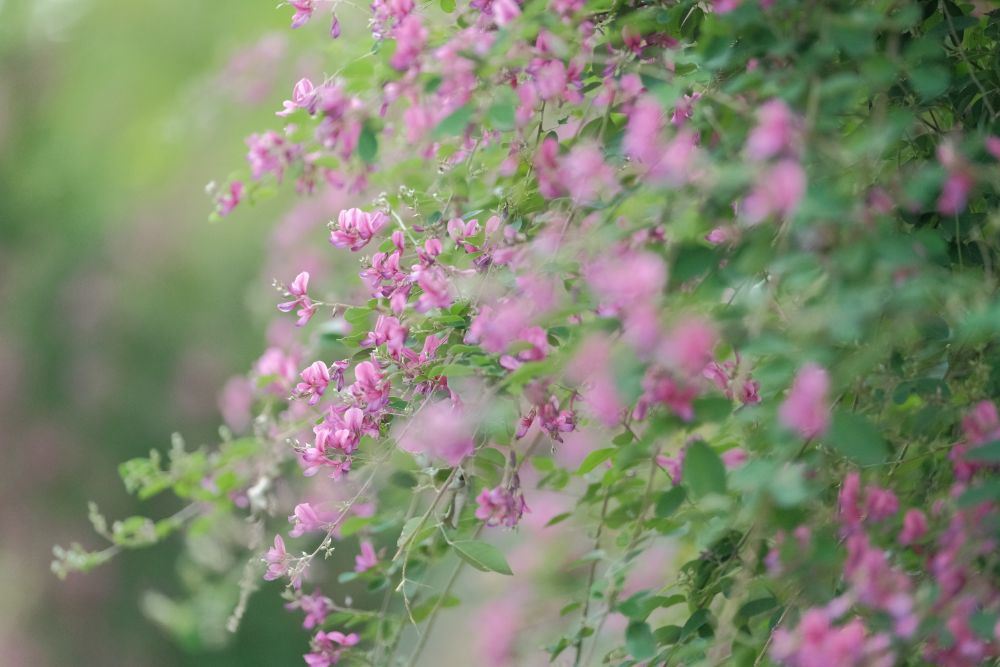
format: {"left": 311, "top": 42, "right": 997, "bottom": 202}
{"left": 263, "top": 534, "right": 290, "bottom": 581}
{"left": 778, "top": 363, "right": 830, "bottom": 439}
{"left": 278, "top": 271, "right": 318, "bottom": 327}
{"left": 304, "top": 630, "right": 360, "bottom": 667}
{"left": 475, "top": 483, "right": 529, "bottom": 528}
{"left": 295, "top": 361, "right": 332, "bottom": 406}
{"left": 286, "top": 591, "right": 334, "bottom": 629}
{"left": 397, "top": 401, "right": 474, "bottom": 465}
{"left": 217, "top": 180, "right": 244, "bottom": 216}
{"left": 354, "top": 540, "right": 378, "bottom": 573}
{"left": 898, "top": 509, "right": 928, "bottom": 546}
{"left": 289, "top": 503, "right": 332, "bottom": 537}
{"left": 329, "top": 208, "right": 389, "bottom": 251}
{"left": 288, "top": 0, "right": 315, "bottom": 28}
{"left": 277, "top": 78, "right": 317, "bottom": 117}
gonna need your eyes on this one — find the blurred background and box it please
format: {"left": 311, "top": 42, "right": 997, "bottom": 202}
{"left": 0, "top": 1, "right": 323, "bottom": 663}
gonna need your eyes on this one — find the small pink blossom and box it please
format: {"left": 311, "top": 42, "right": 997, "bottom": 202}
{"left": 295, "top": 361, "right": 332, "bottom": 406}
{"left": 286, "top": 590, "right": 334, "bottom": 629}
{"left": 277, "top": 78, "right": 317, "bottom": 116}
{"left": 278, "top": 271, "right": 318, "bottom": 327}
{"left": 217, "top": 180, "right": 244, "bottom": 216}
{"left": 898, "top": 509, "right": 928, "bottom": 545}
{"left": 329, "top": 208, "right": 389, "bottom": 251}
{"left": 475, "top": 483, "right": 529, "bottom": 528}
{"left": 289, "top": 503, "right": 331, "bottom": 537}
{"left": 778, "top": 363, "right": 830, "bottom": 439}
{"left": 263, "top": 534, "right": 290, "bottom": 581}
{"left": 864, "top": 486, "right": 899, "bottom": 522}
{"left": 288, "top": 0, "right": 315, "bottom": 28}
{"left": 390, "top": 15, "right": 427, "bottom": 71}
{"left": 742, "top": 159, "right": 807, "bottom": 223}
{"left": 304, "top": 630, "right": 360, "bottom": 667}
{"left": 397, "top": 401, "right": 474, "bottom": 465}
{"left": 747, "top": 99, "right": 798, "bottom": 161}
{"left": 354, "top": 540, "right": 379, "bottom": 572}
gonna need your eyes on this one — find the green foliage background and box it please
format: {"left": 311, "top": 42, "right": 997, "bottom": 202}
{"left": 0, "top": 1, "right": 308, "bottom": 663}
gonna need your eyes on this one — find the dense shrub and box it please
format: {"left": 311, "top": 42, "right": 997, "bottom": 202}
{"left": 57, "top": 0, "right": 1000, "bottom": 665}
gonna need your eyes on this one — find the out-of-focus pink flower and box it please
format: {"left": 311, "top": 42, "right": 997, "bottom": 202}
{"left": 278, "top": 271, "right": 318, "bottom": 326}
{"left": 354, "top": 540, "right": 379, "bottom": 572}
{"left": 493, "top": 0, "right": 521, "bottom": 25}
{"left": 747, "top": 99, "right": 797, "bottom": 161}
{"left": 289, "top": 0, "right": 315, "bottom": 28}
{"left": 864, "top": 486, "right": 899, "bottom": 522}
{"left": 475, "top": 484, "right": 529, "bottom": 527}
{"left": 264, "top": 534, "right": 290, "bottom": 581}
{"left": 305, "top": 630, "right": 360, "bottom": 667}
{"left": 390, "top": 15, "right": 427, "bottom": 71}
{"left": 286, "top": 591, "right": 334, "bottom": 629}
{"left": 660, "top": 318, "right": 717, "bottom": 377}
{"left": 351, "top": 360, "right": 391, "bottom": 411}
{"left": 289, "top": 503, "right": 332, "bottom": 537}
{"left": 778, "top": 363, "right": 830, "bottom": 439}
{"left": 722, "top": 448, "right": 748, "bottom": 468}
{"left": 413, "top": 266, "right": 453, "bottom": 312}
{"left": 743, "top": 159, "right": 807, "bottom": 223}
{"left": 938, "top": 171, "right": 974, "bottom": 215}
{"left": 898, "top": 509, "right": 928, "bottom": 545}
{"left": 219, "top": 376, "right": 254, "bottom": 433}
{"left": 986, "top": 135, "right": 1000, "bottom": 160}
{"left": 562, "top": 143, "right": 619, "bottom": 204}
{"left": 217, "top": 180, "right": 244, "bottom": 216}
{"left": 397, "top": 401, "right": 475, "bottom": 465}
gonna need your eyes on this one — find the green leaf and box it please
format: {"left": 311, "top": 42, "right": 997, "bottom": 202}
{"left": 487, "top": 103, "right": 516, "bottom": 131}
{"left": 577, "top": 447, "right": 615, "bottom": 474}
{"left": 432, "top": 105, "right": 473, "bottom": 139}
{"left": 683, "top": 442, "right": 727, "bottom": 497}
{"left": 439, "top": 0, "right": 456, "bottom": 11}
{"left": 358, "top": 123, "right": 378, "bottom": 164}
{"left": 451, "top": 540, "right": 513, "bottom": 575}
{"left": 965, "top": 440, "right": 1000, "bottom": 462}
{"left": 826, "top": 412, "right": 889, "bottom": 465}
{"left": 625, "top": 621, "right": 656, "bottom": 660}
{"left": 654, "top": 486, "right": 686, "bottom": 518}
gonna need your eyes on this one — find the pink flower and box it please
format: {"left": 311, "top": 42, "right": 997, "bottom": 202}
{"left": 295, "top": 361, "right": 332, "bottom": 406}
{"left": 354, "top": 540, "right": 379, "bottom": 572}
{"left": 286, "top": 590, "right": 334, "bottom": 629}
{"left": 743, "top": 159, "right": 807, "bottom": 223}
{"left": 278, "top": 271, "right": 318, "bottom": 327}
{"left": 305, "top": 630, "right": 360, "bottom": 667}
{"left": 263, "top": 534, "right": 290, "bottom": 581}
{"left": 898, "top": 509, "right": 928, "bottom": 545}
{"left": 476, "top": 484, "right": 529, "bottom": 528}
{"left": 656, "top": 452, "right": 684, "bottom": 485}
{"left": 660, "top": 318, "right": 717, "bottom": 377}
{"left": 778, "top": 363, "right": 830, "bottom": 439}
{"left": 413, "top": 266, "right": 453, "bottom": 312}
{"left": 397, "top": 401, "right": 474, "bottom": 465}
{"left": 493, "top": 0, "right": 521, "bottom": 25}
{"left": 986, "top": 135, "right": 1000, "bottom": 160}
{"left": 361, "top": 315, "right": 408, "bottom": 356}
{"left": 351, "top": 360, "right": 391, "bottom": 411}
{"left": 390, "top": 15, "right": 427, "bottom": 71}
{"left": 747, "top": 100, "right": 798, "bottom": 161}
{"left": 289, "top": 503, "right": 331, "bottom": 537}
{"left": 277, "top": 78, "right": 317, "bottom": 116}
{"left": 329, "top": 208, "right": 389, "bottom": 251}
{"left": 864, "top": 486, "right": 899, "bottom": 522}
{"left": 217, "top": 180, "right": 244, "bottom": 216}
{"left": 288, "top": 0, "right": 315, "bottom": 28}
{"left": 938, "top": 171, "right": 974, "bottom": 215}
{"left": 562, "top": 143, "right": 619, "bottom": 204}
{"left": 721, "top": 448, "right": 748, "bottom": 468}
